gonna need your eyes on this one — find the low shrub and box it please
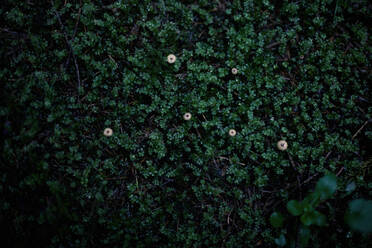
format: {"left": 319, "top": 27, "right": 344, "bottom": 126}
{"left": 1, "top": 0, "right": 371, "bottom": 247}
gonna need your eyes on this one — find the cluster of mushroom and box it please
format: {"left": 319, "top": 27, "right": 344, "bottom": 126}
{"left": 181, "top": 112, "right": 288, "bottom": 150}
{"left": 103, "top": 54, "right": 288, "bottom": 151}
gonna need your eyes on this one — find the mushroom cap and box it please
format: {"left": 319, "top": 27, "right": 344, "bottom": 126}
{"left": 103, "top": 128, "right": 113, "bottom": 137}
{"left": 167, "top": 54, "right": 176, "bottom": 64}
{"left": 277, "top": 140, "right": 288, "bottom": 151}
{"left": 229, "top": 129, "right": 237, "bottom": 136}
{"left": 231, "top": 68, "right": 238, "bottom": 75}
{"left": 183, "top": 112, "right": 192, "bottom": 120}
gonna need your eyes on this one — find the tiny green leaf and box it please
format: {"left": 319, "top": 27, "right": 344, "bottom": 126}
{"left": 345, "top": 181, "right": 356, "bottom": 193}
{"left": 274, "top": 234, "right": 286, "bottom": 247}
{"left": 315, "top": 174, "right": 337, "bottom": 199}
{"left": 270, "top": 212, "right": 284, "bottom": 228}
{"left": 287, "top": 200, "right": 303, "bottom": 216}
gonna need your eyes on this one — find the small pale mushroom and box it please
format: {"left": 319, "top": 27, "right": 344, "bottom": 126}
{"left": 231, "top": 68, "right": 238, "bottom": 75}
{"left": 229, "top": 129, "right": 237, "bottom": 137}
{"left": 183, "top": 112, "right": 192, "bottom": 121}
{"left": 277, "top": 140, "right": 288, "bottom": 151}
{"left": 103, "top": 128, "right": 113, "bottom": 137}
{"left": 167, "top": 54, "right": 176, "bottom": 64}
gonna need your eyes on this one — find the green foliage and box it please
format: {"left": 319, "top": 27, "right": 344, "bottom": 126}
{"left": 298, "top": 226, "right": 311, "bottom": 247}
{"left": 1, "top": 0, "right": 371, "bottom": 247}
{"left": 315, "top": 174, "right": 337, "bottom": 200}
{"left": 274, "top": 233, "right": 286, "bottom": 247}
{"left": 287, "top": 200, "right": 303, "bottom": 216}
{"left": 345, "top": 199, "right": 372, "bottom": 233}
{"left": 272, "top": 175, "right": 339, "bottom": 246}
{"left": 300, "top": 210, "right": 326, "bottom": 227}
{"left": 270, "top": 212, "right": 284, "bottom": 228}
{"left": 273, "top": 174, "right": 372, "bottom": 247}
{"left": 285, "top": 174, "right": 337, "bottom": 226}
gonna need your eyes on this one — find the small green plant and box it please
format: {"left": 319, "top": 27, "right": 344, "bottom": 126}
{"left": 270, "top": 174, "right": 337, "bottom": 247}
{"left": 287, "top": 174, "right": 337, "bottom": 226}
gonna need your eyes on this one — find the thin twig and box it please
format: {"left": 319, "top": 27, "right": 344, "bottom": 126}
{"left": 65, "top": 3, "right": 82, "bottom": 68}
{"left": 52, "top": 0, "right": 81, "bottom": 92}
{"left": 302, "top": 172, "right": 319, "bottom": 185}
{"left": 72, "top": 2, "right": 82, "bottom": 39}
{"left": 325, "top": 151, "right": 332, "bottom": 160}
{"left": 218, "top": 156, "right": 246, "bottom": 166}
{"left": 352, "top": 120, "right": 370, "bottom": 140}
{"left": 195, "top": 127, "right": 201, "bottom": 138}
{"left": 266, "top": 41, "right": 281, "bottom": 49}
{"left": 108, "top": 54, "right": 118, "bottom": 67}
{"left": 336, "top": 167, "right": 344, "bottom": 177}
{"left": 288, "top": 153, "right": 297, "bottom": 171}
{"left": 105, "top": 177, "right": 126, "bottom": 180}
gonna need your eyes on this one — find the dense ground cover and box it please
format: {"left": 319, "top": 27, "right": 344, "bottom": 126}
{"left": 1, "top": 0, "right": 371, "bottom": 247}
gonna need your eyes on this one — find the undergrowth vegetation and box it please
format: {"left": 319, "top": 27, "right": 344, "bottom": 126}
{"left": 1, "top": 0, "right": 371, "bottom": 247}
